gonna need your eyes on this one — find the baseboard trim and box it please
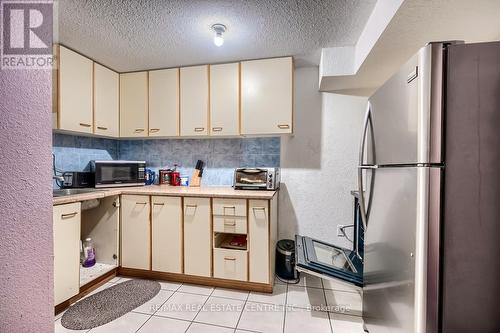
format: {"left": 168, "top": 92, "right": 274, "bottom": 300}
{"left": 118, "top": 267, "right": 273, "bottom": 293}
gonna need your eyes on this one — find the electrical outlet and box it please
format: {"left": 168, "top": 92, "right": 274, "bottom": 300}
{"left": 337, "top": 225, "right": 345, "bottom": 237}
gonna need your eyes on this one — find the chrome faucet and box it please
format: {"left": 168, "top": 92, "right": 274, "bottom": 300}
{"left": 53, "top": 175, "right": 65, "bottom": 182}
{"left": 52, "top": 153, "right": 65, "bottom": 182}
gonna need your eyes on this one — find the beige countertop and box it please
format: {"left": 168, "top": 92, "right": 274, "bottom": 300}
{"left": 53, "top": 185, "right": 277, "bottom": 205}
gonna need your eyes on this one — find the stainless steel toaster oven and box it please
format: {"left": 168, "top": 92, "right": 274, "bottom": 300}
{"left": 233, "top": 168, "right": 280, "bottom": 190}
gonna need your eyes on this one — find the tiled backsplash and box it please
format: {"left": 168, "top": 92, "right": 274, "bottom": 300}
{"left": 52, "top": 134, "right": 280, "bottom": 186}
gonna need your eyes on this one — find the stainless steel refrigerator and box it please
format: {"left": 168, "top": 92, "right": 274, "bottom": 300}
{"left": 296, "top": 41, "right": 500, "bottom": 333}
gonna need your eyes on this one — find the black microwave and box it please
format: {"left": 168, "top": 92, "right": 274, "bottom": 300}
{"left": 91, "top": 160, "right": 146, "bottom": 188}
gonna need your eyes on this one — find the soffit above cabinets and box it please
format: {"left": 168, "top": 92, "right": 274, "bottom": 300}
{"left": 319, "top": 0, "right": 500, "bottom": 96}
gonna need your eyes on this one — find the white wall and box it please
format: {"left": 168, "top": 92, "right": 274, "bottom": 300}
{"left": 279, "top": 67, "right": 367, "bottom": 248}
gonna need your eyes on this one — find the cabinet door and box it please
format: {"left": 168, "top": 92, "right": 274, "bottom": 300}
{"left": 94, "top": 63, "right": 119, "bottom": 137}
{"left": 183, "top": 197, "right": 211, "bottom": 276}
{"left": 210, "top": 63, "right": 240, "bottom": 136}
{"left": 120, "top": 72, "right": 148, "bottom": 137}
{"left": 248, "top": 200, "right": 270, "bottom": 283}
{"left": 53, "top": 202, "right": 81, "bottom": 305}
{"left": 152, "top": 196, "right": 182, "bottom": 273}
{"left": 149, "top": 68, "right": 179, "bottom": 137}
{"left": 121, "top": 195, "right": 150, "bottom": 270}
{"left": 180, "top": 65, "right": 209, "bottom": 136}
{"left": 241, "top": 57, "right": 293, "bottom": 135}
{"left": 58, "top": 45, "right": 93, "bottom": 133}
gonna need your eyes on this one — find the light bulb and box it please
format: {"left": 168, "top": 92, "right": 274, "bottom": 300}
{"left": 211, "top": 24, "right": 226, "bottom": 47}
{"left": 214, "top": 33, "right": 224, "bottom": 47}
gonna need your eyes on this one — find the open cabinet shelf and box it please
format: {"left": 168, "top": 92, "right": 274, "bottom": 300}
{"left": 80, "top": 196, "right": 120, "bottom": 287}
{"left": 214, "top": 232, "right": 248, "bottom": 251}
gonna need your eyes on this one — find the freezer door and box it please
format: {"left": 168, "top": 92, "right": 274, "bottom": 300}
{"left": 362, "top": 167, "right": 419, "bottom": 333}
{"left": 367, "top": 43, "right": 444, "bottom": 165}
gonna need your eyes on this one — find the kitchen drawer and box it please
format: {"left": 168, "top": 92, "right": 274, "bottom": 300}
{"left": 213, "top": 248, "right": 248, "bottom": 281}
{"left": 213, "top": 198, "right": 246, "bottom": 217}
{"left": 213, "top": 216, "right": 247, "bottom": 234}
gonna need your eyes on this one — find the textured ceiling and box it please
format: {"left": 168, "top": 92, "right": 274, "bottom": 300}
{"left": 56, "top": 0, "right": 376, "bottom": 72}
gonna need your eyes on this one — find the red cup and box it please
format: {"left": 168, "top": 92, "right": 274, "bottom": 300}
{"left": 170, "top": 171, "right": 181, "bottom": 186}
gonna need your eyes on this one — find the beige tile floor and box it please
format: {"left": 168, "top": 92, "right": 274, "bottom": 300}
{"left": 55, "top": 274, "right": 364, "bottom": 333}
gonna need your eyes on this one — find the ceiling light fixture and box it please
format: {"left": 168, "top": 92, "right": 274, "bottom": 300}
{"left": 211, "top": 23, "right": 226, "bottom": 47}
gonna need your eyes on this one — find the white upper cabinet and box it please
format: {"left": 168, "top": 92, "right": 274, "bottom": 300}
{"left": 241, "top": 57, "right": 293, "bottom": 135}
{"left": 148, "top": 68, "right": 179, "bottom": 137}
{"left": 180, "top": 65, "right": 209, "bottom": 136}
{"left": 58, "top": 45, "right": 93, "bottom": 133}
{"left": 209, "top": 63, "right": 240, "bottom": 136}
{"left": 120, "top": 72, "right": 148, "bottom": 137}
{"left": 94, "top": 63, "right": 119, "bottom": 137}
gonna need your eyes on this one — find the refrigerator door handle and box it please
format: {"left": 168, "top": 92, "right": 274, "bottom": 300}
{"left": 356, "top": 102, "right": 372, "bottom": 260}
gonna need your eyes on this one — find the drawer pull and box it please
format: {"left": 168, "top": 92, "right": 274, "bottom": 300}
{"left": 212, "top": 127, "right": 223, "bottom": 132}
{"left": 224, "top": 221, "right": 236, "bottom": 226}
{"left": 277, "top": 124, "right": 290, "bottom": 129}
{"left": 79, "top": 123, "right": 91, "bottom": 128}
{"left": 224, "top": 257, "right": 236, "bottom": 261}
{"left": 153, "top": 202, "right": 165, "bottom": 206}
{"left": 252, "top": 207, "right": 266, "bottom": 211}
{"left": 134, "top": 128, "right": 145, "bottom": 133}
{"left": 194, "top": 127, "right": 205, "bottom": 132}
{"left": 61, "top": 212, "right": 78, "bottom": 219}
{"left": 136, "top": 202, "right": 148, "bottom": 205}
{"left": 150, "top": 128, "right": 160, "bottom": 133}
{"left": 185, "top": 204, "right": 197, "bottom": 208}
{"left": 97, "top": 126, "right": 108, "bottom": 130}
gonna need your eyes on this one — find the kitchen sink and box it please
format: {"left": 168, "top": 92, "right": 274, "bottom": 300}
{"left": 53, "top": 188, "right": 102, "bottom": 197}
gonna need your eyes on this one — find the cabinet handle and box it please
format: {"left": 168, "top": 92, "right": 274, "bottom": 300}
{"left": 224, "top": 221, "right": 236, "bottom": 226}
{"left": 277, "top": 124, "right": 290, "bottom": 129}
{"left": 150, "top": 128, "right": 160, "bottom": 133}
{"left": 153, "top": 202, "right": 165, "bottom": 206}
{"left": 185, "top": 204, "right": 197, "bottom": 208}
{"left": 252, "top": 207, "right": 266, "bottom": 211}
{"left": 223, "top": 206, "right": 236, "bottom": 209}
{"left": 97, "top": 126, "right": 108, "bottom": 130}
{"left": 134, "top": 128, "right": 145, "bottom": 133}
{"left": 212, "top": 127, "right": 223, "bottom": 132}
{"left": 61, "top": 212, "right": 78, "bottom": 219}
{"left": 224, "top": 257, "right": 236, "bottom": 261}
{"left": 194, "top": 127, "right": 205, "bottom": 132}
{"left": 135, "top": 202, "right": 148, "bottom": 205}
{"left": 79, "top": 123, "right": 91, "bottom": 128}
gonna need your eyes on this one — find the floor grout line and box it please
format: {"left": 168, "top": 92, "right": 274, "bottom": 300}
{"left": 282, "top": 281, "right": 289, "bottom": 333}
{"left": 323, "top": 285, "right": 334, "bottom": 333}
{"left": 133, "top": 313, "right": 154, "bottom": 333}
{"left": 134, "top": 287, "right": 178, "bottom": 333}
{"left": 186, "top": 284, "right": 216, "bottom": 332}
{"left": 233, "top": 285, "right": 250, "bottom": 332}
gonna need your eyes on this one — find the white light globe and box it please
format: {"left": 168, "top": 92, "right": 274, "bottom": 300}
{"left": 214, "top": 35, "right": 224, "bottom": 47}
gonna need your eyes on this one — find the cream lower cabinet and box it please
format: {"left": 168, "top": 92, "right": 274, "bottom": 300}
{"left": 183, "top": 197, "right": 211, "bottom": 277}
{"left": 248, "top": 200, "right": 271, "bottom": 283}
{"left": 120, "top": 195, "right": 150, "bottom": 270}
{"left": 213, "top": 248, "right": 248, "bottom": 281}
{"left": 152, "top": 196, "right": 183, "bottom": 273}
{"left": 54, "top": 202, "right": 81, "bottom": 305}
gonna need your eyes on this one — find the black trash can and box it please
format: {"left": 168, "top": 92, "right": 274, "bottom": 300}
{"left": 275, "top": 239, "right": 298, "bottom": 281}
